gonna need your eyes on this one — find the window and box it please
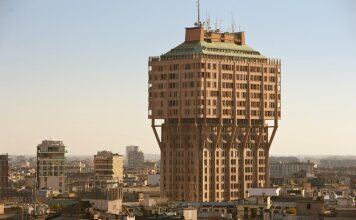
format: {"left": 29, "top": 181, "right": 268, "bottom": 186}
{"left": 307, "top": 204, "right": 311, "bottom": 209}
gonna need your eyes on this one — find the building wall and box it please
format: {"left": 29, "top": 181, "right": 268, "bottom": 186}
{"left": 113, "top": 155, "right": 124, "bottom": 182}
{"left": 128, "top": 150, "right": 144, "bottom": 168}
{"left": 126, "top": 146, "right": 138, "bottom": 162}
{"left": 0, "top": 203, "right": 4, "bottom": 215}
{"left": 85, "top": 199, "right": 122, "bottom": 214}
{"left": 0, "top": 154, "right": 9, "bottom": 188}
{"left": 147, "top": 174, "right": 160, "bottom": 186}
{"left": 183, "top": 208, "right": 197, "bottom": 220}
{"left": 39, "top": 176, "right": 65, "bottom": 192}
{"left": 296, "top": 200, "right": 324, "bottom": 218}
{"left": 80, "top": 187, "right": 123, "bottom": 214}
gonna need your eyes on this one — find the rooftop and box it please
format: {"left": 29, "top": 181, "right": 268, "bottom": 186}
{"left": 163, "top": 41, "right": 265, "bottom": 59}
{"left": 160, "top": 26, "right": 266, "bottom": 59}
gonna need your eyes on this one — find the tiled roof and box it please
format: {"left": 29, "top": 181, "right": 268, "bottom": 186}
{"left": 162, "top": 41, "right": 266, "bottom": 59}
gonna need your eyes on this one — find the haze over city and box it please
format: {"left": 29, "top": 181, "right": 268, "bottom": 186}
{"left": 1, "top": 0, "right": 356, "bottom": 155}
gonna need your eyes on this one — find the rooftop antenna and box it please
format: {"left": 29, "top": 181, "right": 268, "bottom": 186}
{"left": 205, "top": 10, "right": 211, "bottom": 31}
{"left": 196, "top": 0, "right": 201, "bottom": 27}
{"left": 214, "top": 17, "right": 218, "bottom": 31}
{"left": 231, "top": 12, "right": 236, "bottom": 32}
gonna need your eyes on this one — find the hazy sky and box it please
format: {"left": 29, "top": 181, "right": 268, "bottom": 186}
{"left": 0, "top": 0, "right": 355, "bottom": 156}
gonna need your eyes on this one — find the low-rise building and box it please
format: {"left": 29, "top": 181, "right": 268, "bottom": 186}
{"left": 296, "top": 198, "right": 325, "bottom": 219}
{"left": 66, "top": 172, "right": 93, "bottom": 192}
{"left": 236, "top": 188, "right": 280, "bottom": 219}
{"left": 79, "top": 186, "right": 123, "bottom": 214}
{"left": 147, "top": 174, "right": 160, "bottom": 186}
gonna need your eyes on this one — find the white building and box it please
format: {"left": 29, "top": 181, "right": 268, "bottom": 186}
{"left": 37, "top": 140, "right": 66, "bottom": 193}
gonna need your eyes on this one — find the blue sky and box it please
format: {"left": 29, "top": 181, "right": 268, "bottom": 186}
{"left": 0, "top": 0, "right": 355, "bottom": 155}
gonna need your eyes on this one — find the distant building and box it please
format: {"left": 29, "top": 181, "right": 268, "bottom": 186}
{"left": 147, "top": 174, "right": 160, "bottom": 186}
{"left": 94, "top": 151, "right": 123, "bottom": 183}
{"left": 125, "top": 145, "right": 138, "bottom": 166}
{"left": 236, "top": 188, "right": 278, "bottom": 219}
{"left": 36, "top": 140, "right": 66, "bottom": 192}
{"left": 66, "top": 172, "right": 93, "bottom": 192}
{"left": 296, "top": 198, "right": 325, "bottom": 218}
{"left": 0, "top": 154, "right": 9, "bottom": 188}
{"left": 320, "top": 159, "right": 356, "bottom": 168}
{"left": 79, "top": 186, "right": 123, "bottom": 214}
{"left": 270, "top": 160, "right": 315, "bottom": 178}
{"left": 123, "top": 191, "right": 144, "bottom": 203}
{"left": 65, "top": 161, "right": 86, "bottom": 173}
{"left": 142, "top": 161, "right": 159, "bottom": 174}
{"left": 127, "top": 147, "right": 144, "bottom": 168}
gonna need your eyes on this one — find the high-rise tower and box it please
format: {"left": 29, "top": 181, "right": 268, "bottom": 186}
{"left": 148, "top": 25, "right": 281, "bottom": 202}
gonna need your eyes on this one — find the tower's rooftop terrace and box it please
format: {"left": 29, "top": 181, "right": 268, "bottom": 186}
{"left": 163, "top": 41, "right": 265, "bottom": 59}
{"left": 161, "top": 26, "right": 265, "bottom": 59}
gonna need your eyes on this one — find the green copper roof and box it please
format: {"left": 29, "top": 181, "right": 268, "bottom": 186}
{"left": 162, "top": 41, "right": 266, "bottom": 59}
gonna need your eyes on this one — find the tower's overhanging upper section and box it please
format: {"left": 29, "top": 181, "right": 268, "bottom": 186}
{"left": 161, "top": 27, "right": 266, "bottom": 59}
{"left": 148, "top": 26, "right": 281, "bottom": 121}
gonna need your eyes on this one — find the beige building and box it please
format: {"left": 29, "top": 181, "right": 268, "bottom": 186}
{"left": 94, "top": 151, "right": 123, "bottom": 183}
{"left": 37, "top": 140, "right": 66, "bottom": 192}
{"left": 148, "top": 24, "right": 281, "bottom": 201}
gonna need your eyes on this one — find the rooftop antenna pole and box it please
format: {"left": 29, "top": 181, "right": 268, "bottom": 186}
{"left": 196, "top": 0, "right": 201, "bottom": 26}
{"left": 205, "top": 9, "right": 211, "bottom": 30}
{"left": 231, "top": 11, "right": 236, "bottom": 32}
{"left": 207, "top": 15, "right": 211, "bottom": 31}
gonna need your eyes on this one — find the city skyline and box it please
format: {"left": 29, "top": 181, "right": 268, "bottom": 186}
{"left": 1, "top": 0, "right": 356, "bottom": 155}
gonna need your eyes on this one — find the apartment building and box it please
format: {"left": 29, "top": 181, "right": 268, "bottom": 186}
{"left": 37, "top": 140, "right": 66, "bottom": 192}
{"left": 94, "top": 151, "right": 123, "bottom": 183}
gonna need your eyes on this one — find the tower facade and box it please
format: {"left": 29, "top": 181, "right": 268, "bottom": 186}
{"left": 37, "top": 140, "right": 66, "bottom": 192}
{"left": 148, "top": 26, "right": 281, "bottom": 202}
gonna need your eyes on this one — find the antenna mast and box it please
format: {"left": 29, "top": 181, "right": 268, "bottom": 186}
{"left": 205, "top": 11, "right": 211, "bottom": 31}
{"left": 196, "top": 0, "right": 201, "bottom": 26}
{"left": 231, "top": 12, "right": 236, "bottom": 32}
